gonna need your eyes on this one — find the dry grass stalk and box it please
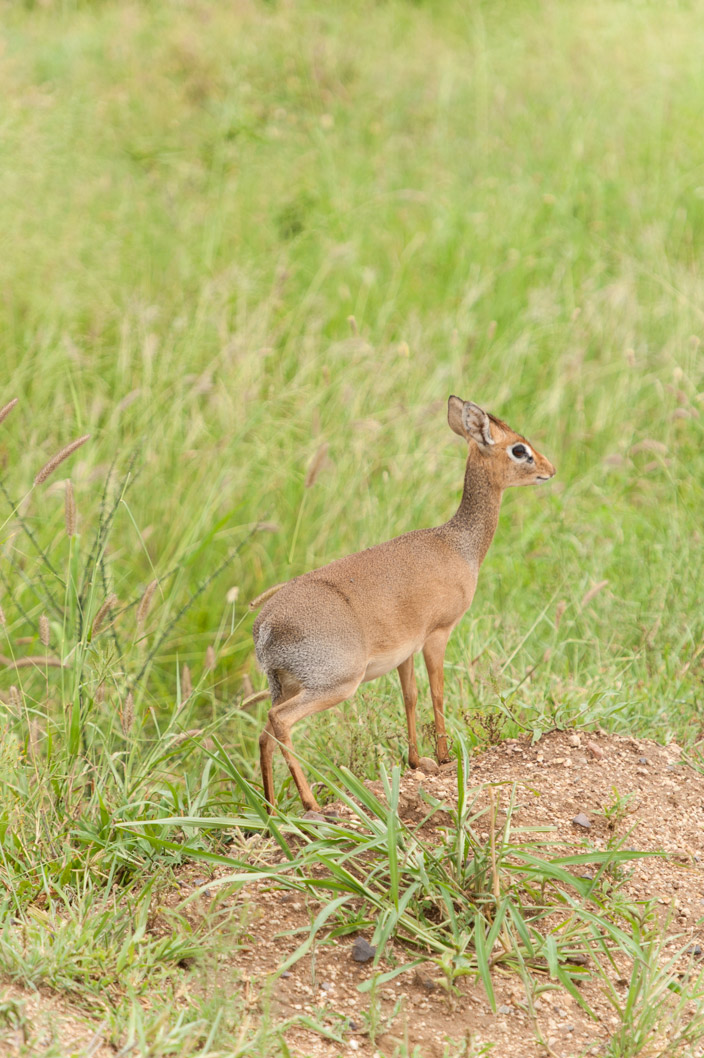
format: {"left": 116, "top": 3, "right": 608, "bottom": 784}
{"left": 34, "top": 434, "right": 90, "bottom": 486}
{"left": 169, "top": 728, "right": 204, "bottom": 747}
{"left": 554, "top": 600, "right": 567, "bottom": 630}
{"left": 95, "top": 682, "right": 106, "bottom": 705}
{"left": 92, "top": 593, "right": 118, "bottom": 635}
{"left": 241, "top": 673, "right": 254, "bottom": 697}
{"left": 65, "top": 479, "right": 76, "bottom": 537}
{"left": 205, "top": 644, "right": 216, "bottom": 671}
{"left": 304, "top": 442, "right": 329, "bottom": 488}
{"left": 181, "top": 663, "right": 193, "bottom": 700}
{"left": 249, "top": 582, "right": 285, "bottom": 611}
{"left": 242, "top": 689, "right": 270, "bottom": 707}
{"left": 9, "top": 685, "right": 21, "bottom": 713}
{"left": 39, "top": 614, "right": 50, "bottom": 648}
{"left": 0, "top": 398, "right": 18, "bottom": 426}
{"left": 0, "top": 603, "right": 6, "bottom": 627}
{"left": 121, "top": 690, "right": 134, "bottom": 735}
{"left": 0, "top": 654, "right": 63, "bottom": 669}
{"left": 137, "top": 579, "right": 158, "bottom": 627}
{"left": 256, "top": 521, "right": 280, "bottom": 533}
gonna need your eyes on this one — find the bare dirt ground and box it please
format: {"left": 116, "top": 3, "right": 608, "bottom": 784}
{"left": 3, "top": 729, "right": 704, "bottom": 1057}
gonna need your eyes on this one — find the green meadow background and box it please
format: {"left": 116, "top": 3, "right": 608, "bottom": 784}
{"left": 1, "top": 0, "right": 704, "bottom": 1052}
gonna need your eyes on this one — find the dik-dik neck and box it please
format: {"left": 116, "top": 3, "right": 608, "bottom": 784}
{"left": 444, "top": 452, "right": 504, "bottom": 567}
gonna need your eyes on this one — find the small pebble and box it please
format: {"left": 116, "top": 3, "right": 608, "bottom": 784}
{"left": 586, "top": 742, "right": 604, "bottom": 759}
{"left": 568, "top": 734, "right": 581, "bottom": 747}
{"left": 498, "top": 1004, "right": 512, "bottom": 1015}
{"left": 418, "top": 756, "right": 439, "bottom": 775}
{"left": 572, "top": 812, "right": 591, "bottom": 829}
{"left": 302, "top": 810, "right": 326, "bottom": 821}
{"left": 351, "top": 937, "right": 376, "bottom": 963}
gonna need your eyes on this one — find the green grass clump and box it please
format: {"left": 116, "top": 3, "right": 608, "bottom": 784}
{"left": 1, "top": 0, "right": 704, "bottom": 1053}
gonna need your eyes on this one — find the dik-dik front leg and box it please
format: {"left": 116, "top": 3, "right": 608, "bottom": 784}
{"left": 397, "top": 656, "right": 420, "bottom": 769}
{"left": 422, "top": 627, "right": 452, "bottom": 764}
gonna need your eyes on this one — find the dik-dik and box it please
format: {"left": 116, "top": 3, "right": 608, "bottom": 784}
{"left": 253, "top": 396, "right": 556, "bottom": 812}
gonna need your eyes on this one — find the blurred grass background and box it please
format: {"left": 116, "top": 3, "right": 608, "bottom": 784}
{"left": 1, "top": 0, "right": 703, "bottom": 786}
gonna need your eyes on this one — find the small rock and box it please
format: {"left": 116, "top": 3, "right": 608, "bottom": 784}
{"left": 351, "top": 937, "right": 376, "bottom": 963}
{"left": 417, "top": 756, "right": 439, "bottom": 775}
{"left": 578, "top": 871, "right": 594, "bottom": 880}
{"left": 563, "top": 953, "right": 589, "bottom": 967}
{"left": 565, "top": 1024, "right": 575, "bottom": 1033}
{"left": 639, "top": 756, "right": 649, "bottom": 765}
{"left": 302, "top": 810, "right": 325, "bottom": 821}
{"left": 348, "top": 1020, "right": 358, "bottom": 1031}
{"left": 688, "top": 944, "right": 703, "bottom": 958}
{"left": 281, "top": 970, "right": 292, "bottom": 978}
{"left": 498, "top": 1004, "right": 512, "bottom": 1015}
{"left": 568, "top": 734, "right": 581, "bottom": 747}
{"left": 572, "top": 812, "right": 591, "bottom": 829}
{"left": 413, "top": 970, "right": 437, "bottom": 992}
{"left": 586, "top": 742, "right": 604, "bottom": 759}
{"left": 320, "top": 980, "right": 333, "bottom": 991}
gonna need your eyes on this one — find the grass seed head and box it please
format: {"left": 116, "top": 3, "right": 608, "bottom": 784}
{"left": 0, "top": 602, "right": 6, "bottom": 627}
{"left": 137, "top": 579, "right": 158, "bottom": 627}
{"left": 304, "top": 442, "right": 329, "bottom": 488}
{"left": 92, "top": 593, "right": 118, "bottom": 635}
{"left": 9, "top": 685, "right": 21, "bottom": 713}
{"left": 121, "top": 690, "right": 134, "bottom": 735}
{"left": 34, "top": 434, "right": 90, "bottom": 486}
{"left": 205, "top": 644, "right": 216, "bottom": 671}
{"left": 0, "top": 398, "right": 18, "bottom": 426}
{"left": 39, "top": 614, "right": 50, "bottom": 648}
{"left": 64, "top": 479, "right": 76, "bottom": 537}
{"left": 181, "top": 663, "right": 192, "bottom": 700}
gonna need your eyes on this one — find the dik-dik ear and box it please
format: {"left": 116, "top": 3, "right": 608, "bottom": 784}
{"left": 447, "top": 396, "right": 495, "bottom": 447}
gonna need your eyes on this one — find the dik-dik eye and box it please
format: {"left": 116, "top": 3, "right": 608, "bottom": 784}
{"left": 509, "top": 443, "right": 534, "bottom": 463}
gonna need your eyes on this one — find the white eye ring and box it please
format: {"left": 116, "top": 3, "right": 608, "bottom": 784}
{"left": 508, "top": 443, "right": 534, "bottom": 463}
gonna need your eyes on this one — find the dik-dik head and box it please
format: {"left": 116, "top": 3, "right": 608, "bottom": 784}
{"left": 448, "top": 395, "right": 556, "bottom": 487}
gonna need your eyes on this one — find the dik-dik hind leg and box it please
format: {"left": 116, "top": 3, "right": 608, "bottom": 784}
{"left": 423, "top": 628, "right": 452, "bottom": 764}
{"left": 397, "top": 656, "right": 420, "bottom": 768}
{"left": 261, "top": 679, "right": 360, "bottom": 812}
{"left": 259, "top": 716, "right": 279, "bottom": 808}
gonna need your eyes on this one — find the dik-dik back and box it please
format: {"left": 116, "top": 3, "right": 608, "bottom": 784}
{"left": 254, "top": 396, "right": 555, "bottom": 813}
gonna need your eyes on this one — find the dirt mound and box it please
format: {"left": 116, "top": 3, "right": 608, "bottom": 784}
{"left": 221, "top": 730, "right": 703, "bottom": 1057}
